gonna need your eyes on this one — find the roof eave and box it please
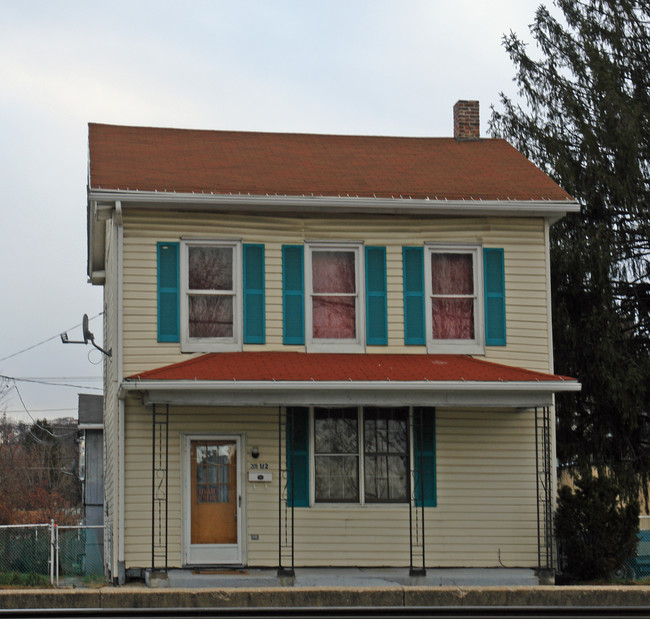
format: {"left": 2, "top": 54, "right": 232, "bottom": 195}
{"left": 87, "top": 197, "right": 106, "bottom": 284}
{"left": 88, "top": 188, "right": 579, "bottom": 219}
{"left": 119, "top": 378, "right": 581, "bottom": 408}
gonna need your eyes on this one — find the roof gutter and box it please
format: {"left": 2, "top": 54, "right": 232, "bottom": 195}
{"left": 120, "top": 378, "right": 580, "bottom": 394}
{"left": 89, "top": 189, "right": 580, "bottom": 220}
{"left": 119, "top": 378, "right": 581, "bottom": 408}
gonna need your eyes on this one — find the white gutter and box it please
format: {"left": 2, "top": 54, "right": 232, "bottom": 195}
{"left": 120, "top": 379, "right": 580, "bottom": 395}
{"left": 89, "top": 189, "right": 579, "bottom": 219}
{"left": 119, "top": 378, "right": 580, "bottom": 409}
{"left": 116, "top": 201, "right": 125, "bottom": 579}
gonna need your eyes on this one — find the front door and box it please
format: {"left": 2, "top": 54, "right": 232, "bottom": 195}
{"left": 185, "top": 436, "right": 241, "bottom": 565}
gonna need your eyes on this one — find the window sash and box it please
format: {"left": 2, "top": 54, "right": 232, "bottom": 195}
{"left": 425, "top": 245, "right": 484, "bottom": 354}
{"left": 363, "top": 408, "right": 409, "bottom": 503}
{"left": 305, "top": 243, "right": 364, "bottom": 351}
{"left": 180, "top": 240, "right": 242, "bottom": 351}
{"left": 314, "top": 407, "right": 359, "bottom": 503}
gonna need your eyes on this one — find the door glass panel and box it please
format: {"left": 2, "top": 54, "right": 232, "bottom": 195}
{"left": 195, "top": 443, "right": 231, "bottom": 504}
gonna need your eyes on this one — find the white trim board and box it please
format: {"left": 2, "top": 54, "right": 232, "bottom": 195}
{"left": 120, "top": 378, "right": 580, "bottom": 408}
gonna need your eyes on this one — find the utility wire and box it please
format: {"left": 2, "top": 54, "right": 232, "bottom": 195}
{"left": 6, "top": 382, "right": 81, "bottom": 439}
{"left": 13, "top": 383, "right": 59, "bottom": 438}
{"left": 12, "top": 376, "right": 101, "bottom": 381}
{"left": 0, "top": 374, "right": 102, "bottom": 391}
{"left": 3, "top": 407, "right": 76, "bottom": 413}
{"left": 0, "top": 312, "right": 103, "bottom": 363}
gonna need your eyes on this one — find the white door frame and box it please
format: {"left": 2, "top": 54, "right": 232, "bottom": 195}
{"left": 182, "top": 433, "right": 243, "bottom": 565}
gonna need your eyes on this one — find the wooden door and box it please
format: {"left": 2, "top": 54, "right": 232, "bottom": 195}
{"left": 190, "top": 439, "right": 238, "bottom": 545}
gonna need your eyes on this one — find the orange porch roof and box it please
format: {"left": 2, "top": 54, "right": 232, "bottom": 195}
{"left": 127, "top": 352, "right": 575, "bottom": 384}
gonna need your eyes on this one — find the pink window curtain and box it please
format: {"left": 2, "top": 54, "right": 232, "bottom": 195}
{"left": 431, "top": 253, "right": 474, "bottom": 340}
{"left": 188, "top": 246, "right": 234, "bottom": 337}
{"left": 312, "top": 251, "right": 356, "bottom": 339}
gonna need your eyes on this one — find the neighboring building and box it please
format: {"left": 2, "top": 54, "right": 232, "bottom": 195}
{"left": 78, "top": 394, "right": 103, "bottom": 528}
{"left": 86, "top": 101, "right": 580, "bottom": 585}
{"left": 77, "top": 393, "right": 104, "bottom": 576}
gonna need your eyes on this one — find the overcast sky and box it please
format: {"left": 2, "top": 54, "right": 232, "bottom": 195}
{"left": 0, "top": 0, "right": 550, "bottom": 423}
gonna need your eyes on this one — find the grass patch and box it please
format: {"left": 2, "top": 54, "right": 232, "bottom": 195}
{"left": 0, "top": 572, "right": 52, "bottom": 588}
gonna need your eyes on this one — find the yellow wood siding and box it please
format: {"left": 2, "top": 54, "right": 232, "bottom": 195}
{"left": 102, "top": 217, "right": 120, "bottom": 578}
{"left": 120, "top": 211, "right": 551, "bottom": 377}
{"left": 123, "top": 402, "right": 539, "bottom": 569}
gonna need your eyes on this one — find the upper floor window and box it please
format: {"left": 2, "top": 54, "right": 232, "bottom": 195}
{"left": 425, "top": 244, "right": 484, "bottom": 354}
{"left": 180, "top": 240, "right": 242, "bottom": 352}
{"left": 305, "top": 242, "right": 364, "bottom": 352}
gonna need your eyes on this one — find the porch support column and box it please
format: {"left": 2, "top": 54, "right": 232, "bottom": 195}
{"left": 535, "top": 406, "right": 554, "bottom": 573}
{"left": 151, "top": 403, "right": 169, "bottom": 573}
{"left": 409, "top": 407, "right": 426, "bottom": 576}
{"left": 278, "top": 406, "right": 295, "bottom": 577}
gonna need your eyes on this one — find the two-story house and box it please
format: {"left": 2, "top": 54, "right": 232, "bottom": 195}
{"left": 86, "top": 101, "right": 580, "bottom": 585}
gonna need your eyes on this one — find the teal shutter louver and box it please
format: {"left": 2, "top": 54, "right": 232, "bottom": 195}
{"left": 365, "top": 246, "right": 388, "bottom": 345}
{"left": 402, "top": 247, "right": 425, "bottom": 345}
{"left": 286, "top": 407, "right": 309, "bottom": 507}
{"left": 413, "top": 407, "right": 436, "bottom": 507}
{"left": 282, "top": 245, "right": 305, "bottom": 345}
{"left": 483, "top": 248, "right": 506, "bottom": 346}
{"left": 157, "top": 242, "right": 180, "bottom": 343}
{"left": 243, "top": 244, "right": 265, "bottom": 344}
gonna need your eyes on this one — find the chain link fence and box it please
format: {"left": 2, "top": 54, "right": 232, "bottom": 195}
{"left": 56, "top": 525, "right": 104, "bottom": 586}
{"left": 0, "top": 524, "right": 52, "bottom": 581}
{"left": 0, "top": 523, "right": 104, "bottom": 586}
{"left": 618, "top": 528, "right": 650, "bottom": 580}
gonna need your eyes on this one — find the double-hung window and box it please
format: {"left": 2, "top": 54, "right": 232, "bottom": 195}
{"left": 305, "top": 242, "right": 364, "bottom": 352}
{"left": 180, "top": 240, "right": 242, "bottom": 352}
{"left": 313, "top": 407, "right": 409, "bottom": 504}
{"left": 425, "top": 244, "right": 484, "bottom": 354}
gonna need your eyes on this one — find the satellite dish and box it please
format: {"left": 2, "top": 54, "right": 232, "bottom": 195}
{"left": 82, "top": 314, "right": 92, "bottom": 344}
{"left": 60, "top": 313, "right": 112, "bottom": 357}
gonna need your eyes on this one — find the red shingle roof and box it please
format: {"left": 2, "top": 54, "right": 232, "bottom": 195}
{"left": 88, "top": 124, "right": 572, "bottom": 202}
{"left": 127, "top": 352, "right": 574, "bottom": 384}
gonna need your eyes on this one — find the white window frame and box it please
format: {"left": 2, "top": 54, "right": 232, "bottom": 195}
{"left": 424, "top": 243, "right": 484, "bottom": 355}
{"left": 309, "top": 406, "right": 411, "bottom": 506}
{"left": 179, "top": 239, "right": 243, "bottom": 353}
{"left": 305, "top": 241, "right": 365, "bottom": 353}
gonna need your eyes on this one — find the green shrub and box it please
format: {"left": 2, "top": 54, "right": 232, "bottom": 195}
{"left": 0, "top": 571, "right": 52, "bottom": 587}
{"left": 555, "top": 473, "right": 639, "bottom": 581}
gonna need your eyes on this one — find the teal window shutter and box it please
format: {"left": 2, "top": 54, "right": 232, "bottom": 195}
{"left": 243, "top": 244, "right": 265, "bottom": 344}
{"left": 484, "top": 248, "right": 506, "bottom": 346}
{"left": 365, "top": 246, "right": 388, "bottom": 345}
{"left": 282, "top": 245, "right": 304, "bottom": 345}
{"left": 402, "top": 247, "right": 425, "bottom": 345}
{"left": 287, "top": 407, "right": 309, "bottom": 507}
{"left": 157, "top": 242, "right": 179, "bottom": 343}
{"left": 413, "top": 407, "right": 436, "bottom": 507}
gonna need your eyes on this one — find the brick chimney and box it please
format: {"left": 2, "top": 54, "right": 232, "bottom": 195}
{"left": 453, "top": 100, "right": 480, "bottom": 140}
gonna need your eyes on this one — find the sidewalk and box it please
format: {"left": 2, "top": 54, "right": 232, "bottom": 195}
{"left": 4, "top": 584, "right": 650, "bottom": 610}
{"left": 157, "top": 567, "right": 540, "bottom": 588}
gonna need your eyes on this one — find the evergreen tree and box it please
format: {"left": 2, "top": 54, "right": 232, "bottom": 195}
{"left": 490, "top": 0, "right": 650, "bottom": 500}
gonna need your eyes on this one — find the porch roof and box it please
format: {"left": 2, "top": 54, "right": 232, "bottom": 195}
{"left": 121, "top": 352, "right": 580, "bottom": 408}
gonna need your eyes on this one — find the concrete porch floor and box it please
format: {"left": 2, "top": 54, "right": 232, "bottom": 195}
{"left": 148, "top": 567, "right": 542, "bottom": 588}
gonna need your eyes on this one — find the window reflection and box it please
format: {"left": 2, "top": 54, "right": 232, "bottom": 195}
{"left": 195, "top": 442, "right": 233, "bottom": 503}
